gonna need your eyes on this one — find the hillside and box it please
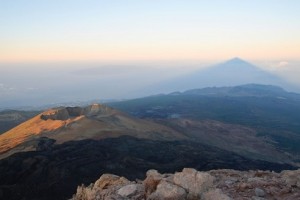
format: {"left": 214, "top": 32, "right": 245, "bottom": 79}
{"left": 0, "top": 104, "right": 184, "bottom": 159}
{"left": 109, "top": 84, "right": 300, "bottom": 162}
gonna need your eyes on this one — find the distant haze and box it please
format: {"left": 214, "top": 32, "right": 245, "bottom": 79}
{"left": 1, "top": 1, "right": 300, "bottom": 108}
{"left": 0, "top": 61, "right": 204, "bottom": 108}
{"left": 0, "top": 59, "right": 299, "bottom": 109}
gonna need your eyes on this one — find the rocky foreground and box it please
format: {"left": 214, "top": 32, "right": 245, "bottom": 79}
{"left": 72, "top": 168, "right": 300, "bottom": 200}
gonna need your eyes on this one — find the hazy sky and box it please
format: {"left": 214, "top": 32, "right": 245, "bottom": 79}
{"left": 1, "top": 0, "right": 300, "bottom": 62}
{"left": 1, "top": 1, "right": 300, "bottom": 109}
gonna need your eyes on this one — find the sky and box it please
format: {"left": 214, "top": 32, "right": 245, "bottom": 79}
{"left": 1, "top": 0, "right": 300, "bottom": 62}
{"left": 0, "top": 0, "right": 300, "bottom": 109}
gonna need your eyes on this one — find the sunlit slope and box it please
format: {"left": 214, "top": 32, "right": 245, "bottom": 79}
{"left": 0, "top": 104, "right": 185, "bottom": 157}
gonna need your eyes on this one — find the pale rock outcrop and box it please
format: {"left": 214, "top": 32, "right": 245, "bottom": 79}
{"left": 117, "top": 184, "right": 144, "bottom": 199}
{"left": 143, "top": 170, "right": 164, "bottom": 197}
{"left": 72, "top": 168, "right": 300, "bottom": 200}
{"left": 94, "top": 174, "right": 130, "bottom": 189}
{"left": 72, "top": 168, "right": 228, "bottom": 200}
{"left": 147, "top": 180, "right": 187, "bottom": 200}
{"left": 73, "top": 174, "right": 132, "bottom": 200}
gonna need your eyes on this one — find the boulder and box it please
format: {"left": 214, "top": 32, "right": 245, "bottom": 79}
{"left": 72, "top": 174, "right": 132, "bottom": 200}
{"left": 254, "top": 188, "right": 265, "bottom": 197}
{"left": 148, "top": 180, "right": 187, "bottom": 200}
{"left": 173, "top": 168, "right": 214, "bottom": 199}
{"left": 117, "top": 184, "right": 144, "bottom": 199}
{"left": 94, "top": 174, "right": 130, "bottom": 189}
{"left": 144, "top": 170, "right": 164, "bottom": 197}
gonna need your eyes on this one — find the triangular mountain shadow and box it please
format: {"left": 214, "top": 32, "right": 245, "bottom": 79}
{"left": 135, "top": 58, "right": 295, "bottom": 96}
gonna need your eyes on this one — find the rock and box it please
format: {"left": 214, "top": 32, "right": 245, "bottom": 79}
{"left": 281, "top": 169, "right": 300, "bottom": 187}
{"left": 203, "top": 189, "right": 231, "bottom": 200}
{"left": 237, "top": 182, "right": 252, "bottom": 191}
{"left": 148, "top": 180, "right": 187, "bottom": 200}
{"left": 40, "top": 108, "right": 70, "bottom": 120}
{"left": 73, "top": 184, "right": 95, "bottom": 200}
{"left": 72, "top": 174, "right": 132, "bottom": 200}
{"left": 94, "top": 174, "right": 131, "bottom": 189}
{"left": 72, "top": 168, "right": 300, "bottom": 200}
{"left": 173, "top": 168, "right": 214, "bottom": 199}
{"left": 224, "top": 180, "right": 236, "bottom": 185}
{"left": 144, "top": 170, "right": 163, "bottom": 197}
{"left": 255, "top": 188, "right": 265, "bottom": 197}
{"left": 117, "top": 184, "right": 144, "bottom": 199}
{"left": 254, "top": 170, "right": 271, "bottom": 177}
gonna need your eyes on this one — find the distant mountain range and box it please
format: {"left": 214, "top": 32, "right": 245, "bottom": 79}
{"left": 182, "top": 84, "right": 300, "bottom": 98}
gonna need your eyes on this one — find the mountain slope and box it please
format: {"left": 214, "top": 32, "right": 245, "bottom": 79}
{"left": 157, "top": 119, "right": 292, "bottom": 163}
{"left": 109, "top": 84, "right": 300, "bottom": 162}
{"left": 0, "top": 104, "right": 185, "bottom": 159}
{"left": 0, "top": 101, "right": 298, "bottom": 199}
